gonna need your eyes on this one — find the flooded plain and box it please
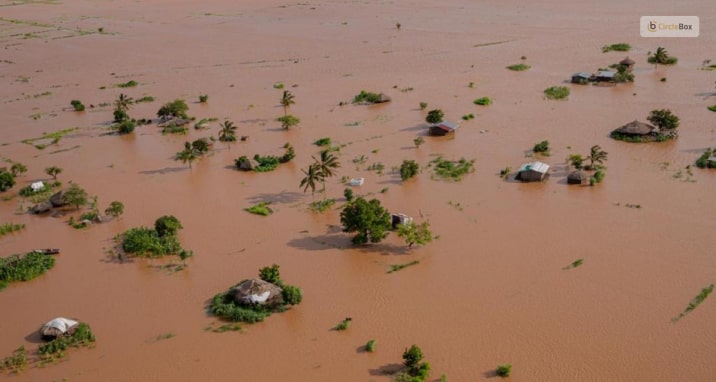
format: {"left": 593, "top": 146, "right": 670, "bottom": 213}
{"left": 1, "top": 1, "right": 715, "bottom": 381}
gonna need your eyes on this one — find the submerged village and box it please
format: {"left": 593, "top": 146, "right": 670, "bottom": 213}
{"left": 1, "top": 3, "right": 716, "bottom": 381}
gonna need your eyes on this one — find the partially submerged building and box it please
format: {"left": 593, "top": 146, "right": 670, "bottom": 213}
{"left": 515, "top": 161, "right": 550, "bottom": 182}
{"left": 428, "top": 121, "right": 459, "bottom": 137}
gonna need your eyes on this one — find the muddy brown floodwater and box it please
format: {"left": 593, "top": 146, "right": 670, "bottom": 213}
{"left": 1, "top": 1, "right": 715, "bottom": 381}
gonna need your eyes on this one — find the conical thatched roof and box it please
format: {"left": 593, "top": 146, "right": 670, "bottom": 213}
{"left": 615, "top": 120, "right": 656, "bottom": 135}
{"left": 232, "top": 279, "right": 284, "bottom": 307}
{"left": 40, "top": 317, "right": 79, "bottom": 340}
{"left": 620, "top": 56, "right": 635, "bottom": 65}
{"left": 50, "top": 190, "right": 68, "bottom": 207}
{"left": 567, "top": 171, "right": 587, "bottom": 185}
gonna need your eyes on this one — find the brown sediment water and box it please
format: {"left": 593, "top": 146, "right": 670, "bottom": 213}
{"left": 1, "top": 1, "right": 715, "bottom": 381}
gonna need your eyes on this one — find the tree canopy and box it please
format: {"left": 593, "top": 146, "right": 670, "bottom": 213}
{"left": 157, "top": 99, "right": 189, "bottom": 119}
{"left": 647, "top": 109, "right": 680, "bottom": 130}
{"left": 340, "top": 197, "right": 391, "bottom": 245}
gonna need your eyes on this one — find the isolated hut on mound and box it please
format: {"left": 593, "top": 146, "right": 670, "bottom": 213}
{"left": 428, "top": 121, "right": 459, "bottom": 137}
{"left": 40, "top": 317, "right": 79, "bottom": 340}
{"left": 516, "top": 161, "right": 550, "bottom": 182}
{"left": 613, "top": 120, "right": 656, "bottom": 137}
{"left": 567, "top": 171, "right": 588, "bottom": 185}
{"left": 620, "top": 57, "right": 635, "bottom": 72}
{"left": 232, "top": 279, "right": 284, "bottom": 307}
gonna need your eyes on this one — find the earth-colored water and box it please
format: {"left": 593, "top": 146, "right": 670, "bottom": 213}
{"left": 1, "top": 1, "right": 715, "bottom": 381}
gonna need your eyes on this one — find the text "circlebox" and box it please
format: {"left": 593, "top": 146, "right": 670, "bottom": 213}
{"left": 641, "top": 16, "right": 699, "bottom": 37}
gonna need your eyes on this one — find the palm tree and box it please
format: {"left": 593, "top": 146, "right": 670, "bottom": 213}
{"left": 176, "top": 142, "right": 197, "bottom": 169}
{"left": 300, "top": 163, "right": 323, "bottom": 200}
{"left": 114, "top": 93, "right": 134, "bottom": 113}
{"left": 280, "top": 90, "right": 295, "bottom": 116}
{"left": 313, "top": 150, "right": 340, "bottom": 199}
{"left": 653, "top": 47, "right": 668, "bottom": 68}
{"left": 218, "top": 120, "right": 237, "bottom": 148}
{"left": 587, "top": 145, "right": 608, "bottom": 170}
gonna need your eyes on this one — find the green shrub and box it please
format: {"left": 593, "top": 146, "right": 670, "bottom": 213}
{"left": 161, "top": 125, "right": 188, "bottom": 135}
{"left": 366, "top": 339, "right": 376, "bottom": 352}
{"left": 674, "top": 284, "right": 714, "bottom": 322}
{"left": 334, "top": 318, "right": 351, "bottom": 331}
{"left": 281, "top": 285, "right": 303, "bottom": 305}
{"left": 259, "top": 264, "right": 281, "bottom": 284}
{"left": 245, "top": 201, "right": 272, "bottom": 216}
{"left": 461, "top": 114, "right": 475, "bottom": 120}
{"left": 308, "top": 199, "right": 336, "bottom": 213}
{"left": 198, "top": 94, "right": 208, "bottom": 103}
{"left": 113, "top": 109, "right": 128, "bottom": 123}
{"left": 70, "top": 100, "right": 85, "bottom": 111}
{"left": 496, "top": 364, "right": 512, "bottom": 378}
{"left": 533, "top": 140, "right": 549, "bottom": 154}
{"left": 353, "top": 91, "right": 382, "bottom": 104}
{"left": 116, "top": 120, "right": 136, "bottom": 134}
{"left": 594, "top": 170, "right": 605, "bottom": 183}
{"left": 0, "top": 346, "right": 27, "bottom": 373}
{"left": 648, "top": 56, "right": 678, "bottom": 65}
{"left": 419, "top": 102, "right": 428, "bottom": 110}
{"left": 0, "top": 222, "right": 25, "bottom": 237}
{"left": 314, "top": 137, "right": 331, "bottom": 146}
{"left": 135, "top": 95, "right": 155, "bottom": 103}
{"left": 155, "top": 215, "right": 182, "bottom": 237}
{"left": 708, "top": 105, "right": 716, "bottom": 112}
{"left": 273, "top": 82, "right": 284, "bottom": 89}
{"left": 400, "top": 160, "right": 419, "bottom": 181}
{"left": 0, "top": 171, "right": 16, "bottom": 192}
{"left": 499, "top": 166, "right": 511, "bottom": 179}
{"left": 0, "top": 252, "right": 55, "bottom": 288}
{"left": 344, "top": 188, "right": 354, "bottom": 202}
{"left": 428, "top": 157, "right": 475, "bottom": 181}
{"left": 209, "top": 291, "right": 271, "bottom": 323}
{"left": 544, "top": 86, "right": 570, "bottom": 100}
{"left": 117, "top": 80, "right": 138, "bottom": 88}
{"left": 506, "top": 63, "right": 530, "bottom": 71}
{"left": 602, "top": 43, "right": 631, "bottom": 52}
{"left": 120, "top": 227, "right": 182, "bottom": 257}
{"left": 473, "top": 97, "right": 492, "bottom": 105}
{"left": 276, "top": 114, "right": 300, "bottom": 129}
{"left": 425, "top": 109, "right": 444, "bottom": 124}
{"left": 413, "top": 136, "right": 425, "bottom": 148}
{"left": 253, "top": 154, "right": 281, "bottom": 172}
{"left": 647, "top": 109, "right": 680, "bottom": 130}
{"left": 695, "top": 148, "right": 716, "bottom": 168}
{"left": 157, "top": 99, "right": 189, "bottom": 119}
{"left": 280, "top": 143, "right": 295, "bottom": 163}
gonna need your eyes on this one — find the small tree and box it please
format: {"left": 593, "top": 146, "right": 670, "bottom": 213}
{"left": 397, "top": 221, "right": 433, "bottom": 248}
{"left": 496, "top": 364, "right": 512, "bottom": 378}
{"left": 45, "top": 166, "right": 62, "bottom": 180}
{"left": 218, "top": 120, "right": 237, "bottom": 146}
{"left": 175, "top": 142, "right": 198, "bottom": 169}
{"left": 259, "top": 264, "right": 281, "bottom": 284}
{"left": 157, "top": 99, "right": 189, "bottom": 120}
{"left": 104, "top": 201, "right": 124, "bottom": 218}
{"left": 587, "top": 145, "right": 608, "bottom": 170}
{"left": 116, "top": 119, "right": 135, "bottom": 134}
{"left": 114, "top": 93, "right": 134, "bottom": 113}
{"left": 191, "top": 139, "right": 210, "bottom": 155}
{"left": 280, "top": 90, "right": 295, "bottom": 116}
{"left": 300, "top": 163, "right": 324, "bottom": 200}
{"left": 340, "top": 197, "right": 392, "bottom": 245}
{"left": 10, "top": 163, "right": 27, "bottom": 177}
{"left": 425, "top": 109, "right": 444, "bottom": 125}
{"left": 568, "top": 154, "right": 584, "bottom": 170}
{"left": 403, "top": 345, "right": 424, "bottom": 370}
{"left": 282, "top": 285, "right": 302, "bottom": 305}
{"left": 63, "top": 183, "right": 88, "bottom": 210}
{"left": 533, "top": 140, "right": 549, "bottom": 154}
{"left": 155, "top": 215, "right": 182, "bottom": 237}
{"left": 413, "top": 136, "right": 425, "bottom": 148}
{"left": 277, "top": 115, "right": 300, "bottom": 129}
{"left": 0, "top": 171, "right": 15, "bottom": 192}
{"left": 647, "top": 109, "right": 680, "bottom": 130}
{"left": 400, "top": 160, "right": 419, "bottom": 181}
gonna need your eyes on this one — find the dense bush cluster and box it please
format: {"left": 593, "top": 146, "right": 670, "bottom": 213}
{"left": 0, "top": 252, "right": 55, "bottom": 290}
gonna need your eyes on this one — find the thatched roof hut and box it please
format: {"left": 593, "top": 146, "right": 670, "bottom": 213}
{"left": 49, "top": 190, "right": 68, "bottom": 207}
{"left": 40, "top": 317, "right": 78, "bottom": 340}
{"left": 232, "top": 279, "right": 284, "bottom": 307}
{"left": 614, "top": 120, "right": 656, "bottom": 136}
{"left": 567, "top": 171, "right": 588, "bottom": 185}
{"left": 620, "top": 57, "right": 635, "bottom": 71}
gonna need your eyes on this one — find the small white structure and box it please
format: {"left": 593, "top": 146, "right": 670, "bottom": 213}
{"left": 515, "top": 161, "right": 550, "bottom": 182}
{"left": 40, "top": 317, "right": 79, "bottom": 340}
{"left": 30, "top": 181, "right": 44, "bottom": 192}
{"left": 348, "top": 178, "right": 364, "bottom": 186}
{"left": 391, "top": 213, "right": 413, "bottom": 229}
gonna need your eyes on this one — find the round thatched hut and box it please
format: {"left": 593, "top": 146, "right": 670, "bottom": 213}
{"left": 613, "top": 120, "right": 656, "bottom": 136}
{"left": 232, "top": 279, "right": 284, "bottom": 307}
{"left": 40, "top": 317, "right": 79, "bottom": 340}
{"left": 620, "top": 57, "right": 635, "bottom": 72}
{"left": 567, "top": 171, "right": 588, "bottom": 185}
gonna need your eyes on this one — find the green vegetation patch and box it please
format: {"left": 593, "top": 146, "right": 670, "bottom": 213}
{"left": 0, "top": 223, "right": 25, "bottom": 238}
{"left": 135, "top": 96, "right": 155, "bottom": 103}
{"left": 707, "top": 105, "right": 716, "bottom": 112}
{"left": 352, "top": 90, "right": 384, "bottom": 104}
{"left": 38, "top": 323, "right": 95, "bottom": 359}
{"left": 308, "top": 198, "right": 335, "bottom": 213}
{"left": 428, "top": 157, "right": 475, "bottom": 181}
{"left": 116, "top": 80, "right": 138, "bottom": 88}
{"left": 673, "top": 284, "right": 714, "bottom": 322}
{"left": 21, "top": 127, "right": 78, "bottom": 150}
{"left": 0, "top": 346, "right": 27, "bottom": 373}
{"left": 473, "top": 97, "right": 492, "bottom": 105}
{"left": 544, "top": 86, "right": 570, "bottom": 100}
{"left": 0, "top": 251, "right": 55, "bottom": 291}
{"left": 562, "top": 259, "right": 584, "bottom": 270}
{"left": 314, "top": 137, "right": 331, "bottom": 146}
{"left": 696, "top": 148, "right": 716, "bottom": 169}
{"left": 245, "top": 201, "right": 273, "bottom": 216}
{"left": 334, "top": 317, "right": 351, "bottom": 331}
{"left": 387, "top": 260, "right": 420, "bottom": 274}
{"left": 506, "top": 63, "right": 530, "bottom": 71}
{"left": 602, "top": 43, "right": 631, "bottom": 53}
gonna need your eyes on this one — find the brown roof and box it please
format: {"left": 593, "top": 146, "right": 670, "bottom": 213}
{"left": 615, "top": 120, "right": 656, "bottom": 135}
{"left": 620, "top": 56, "right": 635, "bottom": 65}
{"left": 232, "top": 279, "right": 284, "bottom": 307}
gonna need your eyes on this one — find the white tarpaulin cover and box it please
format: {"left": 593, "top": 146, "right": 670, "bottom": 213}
{"left": 43, "top": 317, "right": 78, "bottom": 333}
{"left": 245, "top": 291, "right": 271, "bottom": 304}
{"left": 30, "top": 181, "right": 44, "bottom": 191}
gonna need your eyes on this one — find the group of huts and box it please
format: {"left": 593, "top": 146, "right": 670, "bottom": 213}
{"left": 572, "top": 57, "right": 635, "bottom": 84}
